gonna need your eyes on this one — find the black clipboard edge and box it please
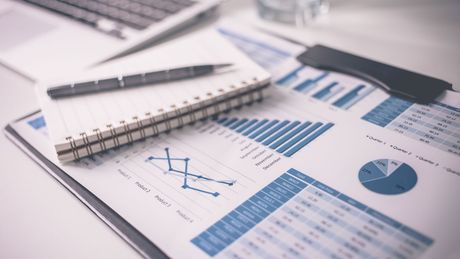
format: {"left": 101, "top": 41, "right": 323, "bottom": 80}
{"left": 4, "top": 112, "right": 169, "bottom": 259}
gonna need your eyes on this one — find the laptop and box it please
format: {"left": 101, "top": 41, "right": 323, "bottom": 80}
{"left": 0, "top": 0, "right": 221, "bottom": 80}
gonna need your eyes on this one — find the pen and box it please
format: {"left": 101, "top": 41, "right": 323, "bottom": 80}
{"left": 47, "top": 63, "right": 233, "bottom": 99}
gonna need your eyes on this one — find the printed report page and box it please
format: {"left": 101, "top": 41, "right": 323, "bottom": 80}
{"left": 219, "top": 23, "right": 460, "bottom": 158}
{"left": 11, "top": 86, "right": 460, "bottom": 258}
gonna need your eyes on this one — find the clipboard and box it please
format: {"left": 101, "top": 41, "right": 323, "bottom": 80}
{"left": 4, "top": 111, "right": 169, "bottom": 259}
{"left": 296, "top": 44, "right": 452, "bottom": 104}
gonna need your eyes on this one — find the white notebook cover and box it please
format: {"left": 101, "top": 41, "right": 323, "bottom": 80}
{"left": 36, "top": 28, "right": 271, "bottom": 161}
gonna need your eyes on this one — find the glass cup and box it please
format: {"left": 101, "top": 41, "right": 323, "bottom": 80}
{"left": 256, "top": 0, "right": 329, "bottom": 27}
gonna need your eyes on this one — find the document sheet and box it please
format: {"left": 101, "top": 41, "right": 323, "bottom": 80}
{"left": 218, "top": 23, "right": 460, "bottom": 157}
{"left": 8, "top": 24, "right": 460, "bottom": 259}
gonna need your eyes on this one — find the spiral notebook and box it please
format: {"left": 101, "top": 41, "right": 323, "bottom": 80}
{"left": 36, "top": 29, "right": 271, "bottom": 162}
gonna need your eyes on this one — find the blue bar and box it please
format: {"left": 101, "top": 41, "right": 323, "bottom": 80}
{"left": 293, "top": 79, "right": 313, "bottom": 92}
{"left": 341, "top": 87, "right": 376, "bottom": 110}
{"left": 249, "top": 120, "right": 279, "bottom": 139}
{"left": 312, "top": 82, "right": 338, "bottom": 100}
{"left": 256, "top": 120, "right": 289, "bottom": 143}
{"left": 312, "top": 72, "right": 329, "bottom": 82}
{"left": 262, "top": 121, "right": 300, "bottom": 146}
{"left": 236, "top": 119, "right": 258, "bottom": 133}
{"left": 217, "top": 117, "right": 228, "bottom": 124}
{"left": 284, "top": 123, "right": 334, "bottom": 157}
{"left": 333, "top": 85, "right": 366, "bottom": 108}
{"left": 277, "top": 122, "right": 322, "bottom": 153}
{"left": 223, "top": 118, "right": 238, "bottom": 127}
{"left": 275, "top": 65, "right": 305, "bottom": 85}
{"left": 293, "top": 72, "right": 329, "bottom": 92}
{"left": 230, "top": 118, "right": 248, "bottom": 130}
{"left": 269, "top": 121, "right": 311, "bottom": 149}
{"left": 242, "top": 119, "right": 268, "bottom": 136}
{"left": 286, "top": 168, "right": 315, "bottom": 184}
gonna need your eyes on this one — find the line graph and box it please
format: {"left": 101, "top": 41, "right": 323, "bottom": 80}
{"left": 146, "top": 148, "right": 236, "bottom": 197}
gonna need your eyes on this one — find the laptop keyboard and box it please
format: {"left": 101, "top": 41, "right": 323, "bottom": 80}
{"left": 20, "top": 0, "right": 196, "bottom": 38}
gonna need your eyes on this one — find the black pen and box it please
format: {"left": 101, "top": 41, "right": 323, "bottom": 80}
{"left": 47, "top": 63, "right": 233, "bottom": 99}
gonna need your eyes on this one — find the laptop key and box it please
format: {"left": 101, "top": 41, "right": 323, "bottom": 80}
{"left": 20, "top": 0, "right": 196, "bottom": 36}
{"left": 23, "top": 0, "right": 98, "bottom": 26}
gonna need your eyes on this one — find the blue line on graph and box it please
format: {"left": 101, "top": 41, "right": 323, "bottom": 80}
{"left": 146, "top": 148, "right": 236, "bottom": 197}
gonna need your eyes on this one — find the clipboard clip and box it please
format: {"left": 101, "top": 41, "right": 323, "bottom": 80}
{"left": 296, "top": 45, "right": 452, "bottom": 104}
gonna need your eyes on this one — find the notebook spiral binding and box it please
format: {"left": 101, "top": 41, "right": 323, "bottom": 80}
{"left": 58, "top": 78, "right": 270, "bottom": 162}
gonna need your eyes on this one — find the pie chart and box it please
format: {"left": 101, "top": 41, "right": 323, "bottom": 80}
{"left": 358, "top": 159, "right": 417, "bottom": 195}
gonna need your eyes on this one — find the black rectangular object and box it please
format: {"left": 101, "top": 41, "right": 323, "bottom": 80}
{"left": 296, "top": 45, "right": 452, "bottom": 104}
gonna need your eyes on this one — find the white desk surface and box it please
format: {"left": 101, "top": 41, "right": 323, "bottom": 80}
{"left": 1, "top": 0, "right": 459, "bottom": 258}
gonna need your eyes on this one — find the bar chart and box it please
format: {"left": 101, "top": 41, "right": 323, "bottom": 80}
{"left": 220, "top": 27, "right": 378, "bottom": 111}
{"left": 192, "top": 168, "right": 433, "bottom": 258}
{"left": 331, "top": 84, "right": 376, "bottom": 109}
{"left": 215, "top": 117, "right": 334, "bottom": 158}
{"left": 362, "top": 96, "right": 460, "bottom": 156}
{"left": 275, "top": 65, "right": 307, "bottom": 86}
{"left": 312, "top": 82, "right": 343, "bottom": 101}
{"left": 220, "top": 24, "right": 460, "bottom": 156}
{"left": 274, "top": 64, "right": 377, "bottom": 110}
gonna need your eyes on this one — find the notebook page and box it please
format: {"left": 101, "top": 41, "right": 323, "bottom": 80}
{"left": 36, "top": 29, "right": 270, "bottom": 149}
